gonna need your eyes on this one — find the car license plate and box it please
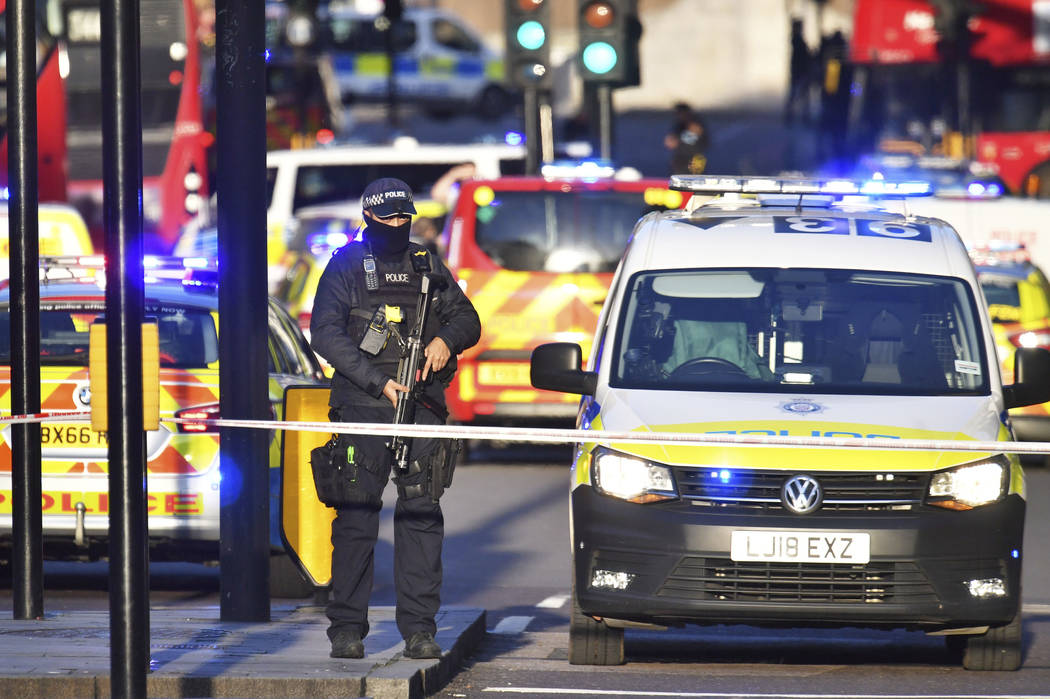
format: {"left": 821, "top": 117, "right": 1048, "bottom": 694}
{"left": 730, "top": 530, "right": 870, "bottom": 564}
{"left": 41, "top": 423, "right": 108, "bottom": 449}
{"left": 477, "top": 362, "right": 531, "bottom": 386}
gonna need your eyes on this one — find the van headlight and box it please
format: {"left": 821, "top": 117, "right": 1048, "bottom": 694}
{"left": 927, "top": 457, "right": 1009, "bottom": 510}
{"left": 592, "top": 448, "right": 677, "bottom": 504}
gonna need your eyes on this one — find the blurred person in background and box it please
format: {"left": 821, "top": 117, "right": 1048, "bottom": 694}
{"left": 411, "top": 216, "right": 443, "bottom": 257}
{"left": 664, "top": 102, "right": 708, "bottom": 175}
{"left": 784, "top": 18, "right": 813, "bottom": 125}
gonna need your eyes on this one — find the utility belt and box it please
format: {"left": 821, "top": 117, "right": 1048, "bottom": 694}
{"left": 309, "top": 418, "right": 461, "bottom": 507}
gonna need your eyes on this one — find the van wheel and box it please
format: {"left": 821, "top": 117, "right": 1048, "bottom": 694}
{"left": 0, "top": 548, "right": 10, "bottom": 585}
{"left": 957, "top": 613, "right": 1023, "bottom": 671}
{"left": 569, "top": 580, "right": 624, "bottom": 665}
{"left": 478, "top": 86, "right": 510, "bottom": 120}
{"left": 269, "top": 552, "right": 315, "bottom": 599}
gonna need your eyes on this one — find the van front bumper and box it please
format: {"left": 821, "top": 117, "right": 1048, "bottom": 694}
{"left": 572, "top": 486, "right": 1024, "bottom": 632}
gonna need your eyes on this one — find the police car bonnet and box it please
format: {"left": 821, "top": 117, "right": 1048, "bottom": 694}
{"left": 362, "top": 178, "right": 418, "bottom": 218}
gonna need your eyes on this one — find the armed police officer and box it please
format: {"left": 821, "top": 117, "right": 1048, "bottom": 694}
{"left": 310, "top": 178, "right": 480, "bottom": 660}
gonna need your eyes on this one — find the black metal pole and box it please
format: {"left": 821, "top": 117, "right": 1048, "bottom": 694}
{"left": 524, "top": 86, "right": 540, "bottom": 175}
{"left": 6, "top": 0, "right": 43, "bottom": 622}
{"left": 100, "top": 0, "right": 149, "bottom": 696}
{"left": 215, "top": 0, "right": 271, "bottom": 621}
{"left": 597, "top": 83, "right": 614, "bottom": 162}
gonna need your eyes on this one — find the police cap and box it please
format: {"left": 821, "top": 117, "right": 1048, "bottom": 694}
{"left": 361, "top": 177, "right": 417, "bottom": 218}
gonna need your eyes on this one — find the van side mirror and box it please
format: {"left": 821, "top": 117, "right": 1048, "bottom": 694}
{"left": 1004, "top": 347, "right": 1050, "bottom": 409}
{"left": 531, "top": 342, "right": 598, "bottom": 395}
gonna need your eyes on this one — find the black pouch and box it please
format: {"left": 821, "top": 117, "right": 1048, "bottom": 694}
{"left": 438, "top": 439, "right": 461, "bottom": 490}
{"left": 392, "top": 458, "right": 429, "bottom": 501}
{"left": 392, "top": 439, "right": 462, "bottom": 502}
{"left": 310, "top": 434, "right": 386, "bottom": 509}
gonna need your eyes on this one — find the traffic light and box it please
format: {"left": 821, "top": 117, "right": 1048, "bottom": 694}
{"left": 577, "top": 0, "right": 641, "bottom": 86}
{"left": 504, "top": 0, "right": 552, "bottom": 90}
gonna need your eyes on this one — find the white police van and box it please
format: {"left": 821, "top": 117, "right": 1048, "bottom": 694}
{"left": 531, "top": 175, "right": 1050, "bottom": 670}
{"left": 321, "top": 7, "right": 509, "bottom": 119}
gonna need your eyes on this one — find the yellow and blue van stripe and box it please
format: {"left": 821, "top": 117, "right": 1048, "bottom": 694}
{"left": 332, "top": 53, "right": 503, "bottom": 80}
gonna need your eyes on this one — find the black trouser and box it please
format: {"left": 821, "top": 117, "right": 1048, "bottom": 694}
{"left": 325, "top": 402, "right": 444, "bottom": 642}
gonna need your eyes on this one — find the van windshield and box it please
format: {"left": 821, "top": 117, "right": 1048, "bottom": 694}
{"left": 0, "top": 305, "right": 218, "bottom": 368}
{"left": 611, "top": 268, "right": 989, "bottom": 395}
{"left": 292, "top": 162, "right": 465, "bottom": 212}
{"left": 473, "top": 190, "right": 671, "bottom": 272}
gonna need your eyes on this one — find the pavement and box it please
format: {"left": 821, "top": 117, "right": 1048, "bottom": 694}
{"left": 0, "top": 604, "right": 486, "bottom": 699}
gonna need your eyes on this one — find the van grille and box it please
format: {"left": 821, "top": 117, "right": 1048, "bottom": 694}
{"left": 658, "top": 557, "right": 938, "bottom": 604}
{"left": 675, "top": 468, "right": 927, "bottom": 512}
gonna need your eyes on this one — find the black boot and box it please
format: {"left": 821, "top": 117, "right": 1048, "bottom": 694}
{"left": 330, "top": 630, "right": 364, "bottom": 659}
{"left": 403, "top": 631, "right": 441, "bottom": 659}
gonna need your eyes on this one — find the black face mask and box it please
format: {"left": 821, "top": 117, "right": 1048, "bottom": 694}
{"left": 365, "top": 217, "right": 411, "bottom": 256}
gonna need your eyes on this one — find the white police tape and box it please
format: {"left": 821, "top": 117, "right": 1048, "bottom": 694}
{"left": 179, "top": 417, "right": 1050, "bottom": 454}
{"left": 0, "top": 410, "right": 95, "bottom": 425}
{"left": 8, "top": 409, "right": 1050, "bottom": 455}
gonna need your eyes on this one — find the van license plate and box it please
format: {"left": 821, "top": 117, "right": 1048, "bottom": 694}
{"left": 730, "top": 530, "right": 870, "bottom": 564}
{"left": 41, "top": 423, "right": 108, "bottom": 449}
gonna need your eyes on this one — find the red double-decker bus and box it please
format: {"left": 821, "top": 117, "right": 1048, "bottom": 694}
{"left": 58, "top": 0, "right": 211, "bottom": 249}
{"left": 849, "top": 0, "right": 1050, "bottom": 196}
{"left": 0, "top": 0, "right": 68, "bottom": 204}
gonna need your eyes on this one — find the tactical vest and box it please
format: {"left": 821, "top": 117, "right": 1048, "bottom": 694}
{"left": 342, "top": 241, "right": 442, "bottom": 377}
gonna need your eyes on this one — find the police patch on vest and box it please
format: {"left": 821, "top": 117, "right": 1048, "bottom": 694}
{"left": 385, "top": 272, "right": 411, "bottom": 284}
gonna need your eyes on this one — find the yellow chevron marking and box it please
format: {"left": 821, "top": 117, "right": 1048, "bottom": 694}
{"left": 465, "top": 270, "right": 532, "bottom": 331}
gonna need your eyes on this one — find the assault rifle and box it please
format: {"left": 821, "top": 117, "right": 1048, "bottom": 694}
{"left": 390, "top": 271, "right": 447, "bottom": 476}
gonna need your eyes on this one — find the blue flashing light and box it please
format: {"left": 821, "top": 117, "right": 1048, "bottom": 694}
{"left": 582, "top": 41, "right": 617, "bottom": 75}
{"left": 719, "top": 469, "right": 731, "bottom": 483}
{"left": 505, "top": 130, "right": 525, "bottom": 146}
{"left": 0, "top": 187, "right": 9, "bottom": 200}
{"left": 858, "top": 179, "right": 931, "bottom": 196}
{"left": 325, "top": 232, "right": 350, "bottom": 248}
{"left": 1011, "top": 549, "right": 1020, "bottom": 559}
{"left": 183, "top": 256, "right": 211, "bottom": 269}
{"left": 965, "top": 181, "right": 1002, "bottom": 198}
{"left": 516, "top": 20, "right": 546, "bottom": 51}
{"left": 264, "top": 48, "right": 272, "bottom": 63}
{"left": 540, "top": 158, "right": 616, "bottom": 180}
{"left": 143, "top": 255, "right": 161, "bottom": 269}
{"left": 822, "top": 180, "right": 860, "bottom": 194}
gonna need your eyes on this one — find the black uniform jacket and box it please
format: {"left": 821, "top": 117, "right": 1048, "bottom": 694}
{"left": 310, "top": 242, "right": 481, "bottom": 410}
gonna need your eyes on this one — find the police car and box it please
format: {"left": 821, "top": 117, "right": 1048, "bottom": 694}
{"left": 530, "top": 175, "right": 1050, "bottom": 669}
{"left": 0, "top": 258, "right": 325, "bottom": 595}
{"left": 969, "top": 244, "right": 1050, "bottom": 446}
{"left": 0, "top": 203, "right": 95, "bottom": 280}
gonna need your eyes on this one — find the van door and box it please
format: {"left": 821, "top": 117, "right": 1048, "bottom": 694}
{"left": 416, "top": 15, "right": 488, "bottom": 103}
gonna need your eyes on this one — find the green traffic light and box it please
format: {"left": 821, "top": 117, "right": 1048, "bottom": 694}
{"left": 582, "top": 41, "right": 618, "bottom": 74}
{"left": 516, "top": 20, "right": 546, "bottom": 50}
